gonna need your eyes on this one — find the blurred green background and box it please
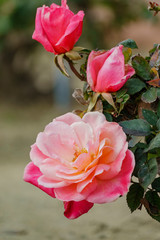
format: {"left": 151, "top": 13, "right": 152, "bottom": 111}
{"left": 1, "top": 1, "right": 160, "bottom": 239}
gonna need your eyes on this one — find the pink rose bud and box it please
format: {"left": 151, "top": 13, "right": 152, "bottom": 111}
{"left": 32, "top": 0, "right": 84, "bottom": 55}
{"left": 87, "top": 45, "right": 135, "bottom": 93}
{"left": 24, "top": 112, "right": 135, "bottom": 219}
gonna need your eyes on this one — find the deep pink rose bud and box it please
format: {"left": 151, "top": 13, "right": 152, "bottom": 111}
{"left": 32, "top": 0, "right": 84, "bottom": 55}
{"left": 87, "top": 45, "right": 135, "bottom": 93}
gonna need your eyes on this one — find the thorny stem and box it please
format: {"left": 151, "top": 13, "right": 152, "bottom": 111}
{"left": 64, "top": 55, "right": 86, "bottom": 82}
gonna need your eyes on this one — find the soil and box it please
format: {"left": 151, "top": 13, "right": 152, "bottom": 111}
{"left": 1, "top": 103, "right": 160, "bottom": 240}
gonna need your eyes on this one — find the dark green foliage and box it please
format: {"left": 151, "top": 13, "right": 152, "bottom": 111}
{"left": 141, "top": 88, "right": 157, "bottom": 103}
{"left": 144, "top": 191, "right": 160, "bottom": 222}
{"left": 132, "top": 55, "right": 151, "bottom": 80}
{"left": 138, "top": 158, "right": 158, "bottom": 190}
{"left": 156, "top": 119, "right": 160, "bottom": 130}
{"left": 142, "top": 109, "right": 158, "bottom": 126}
{"left": 157, "top": 102, "right": 160, "bottom": 118}
{"left": 133, "top": 150, "right": 147, "bottom": 178}
{"left": 145, "top": 133, "right": 160, "bottom": 152}
{"left": 119, "top": 119, "right": 151, "bottom": 136}
{"left": 103, "top": 112, "right": 113, "bottom": 122}
{"left": 119, "top": 39, "right": 138, "bottom": 49}
{"left": 123, "top": 48, "right": 132, "bottom": 63}
{"left": 125, "top": 78, "right": 146, "bottom": 95}
{"left": 152, "top": 178, "right": 160, "bottom": 192}
{"left": 127, "top": 183, "right": 144, "bottom": 212}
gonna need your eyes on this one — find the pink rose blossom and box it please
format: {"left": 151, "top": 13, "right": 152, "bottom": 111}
{"left": 87, "top": 45, "right": 135, "bottom": 93}
{"left": 24, "top": 112, "right": 135, "bottom": 219}
{"left": 32, "top": 0, "right": 84, "bottom": 55}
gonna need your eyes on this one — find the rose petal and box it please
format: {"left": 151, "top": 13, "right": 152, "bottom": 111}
{"left": 99, "top": 121, "right": 127, "bottom": 159}
{"left": 87, "top": 150, "right": 135, "bottom": 203}
{"left": 82, "top": 111, "right": 106, "bottom": 137}
{"left": 41, "top": 7, "right": 74, "bottom": 53}
{"left": 61, "top": 0, "right": 68, "bottom": 8}
{"left": 32, "top": 7, "right": 55, "bottom": 53}
{"left": 36, "top": 121, "right": 79, "bottom": 161}
{"left": 38, "top": 175, "right": 69, "bottom": 188}
{"left": 87, "top": 49, "right": 114, "bottom": 90}
{"left": 63, "top": 200, "right": 94, "bottom": 219}
{"left": 23, "top": 162, "right": 55, "bottom": 198}
{"left": 106, "top": 65, "right": 135, "bottom": 92}
{"left": 44, "top": 121, "right": 79, "bottom": 146}
{"left": 71, "top": 121, "right": 93, "bottom": 149}
{"left": 39, "top": 158, "right": 65, "bottom": 181}
{"left": 95, "top": 45, "right": 124, "bottom": 92}
{"left": 30, "top": 143, "right": 47, "bottom": 167}
{"left": 55, "top": 11, "right": 84, "bottom": 52}
{"left": 55, "top": 112, "right": 82, "bottom": 125}
{"left": 54, "top": 184, "right": 84, "bottom": 201}
{"left": 97, "top": 143, "right": 128, "bottom": 180}
{"left": 77, "top": 173, "right": 98, "bottom": 194}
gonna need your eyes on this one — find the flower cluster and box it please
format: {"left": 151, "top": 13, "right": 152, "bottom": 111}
{"left": 24, "top": 0, "right": 160, "bottom": 222}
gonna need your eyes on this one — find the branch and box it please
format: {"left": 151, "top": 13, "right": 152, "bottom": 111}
{"left": 64, "top": 55, "right": 86, "bottom": 82}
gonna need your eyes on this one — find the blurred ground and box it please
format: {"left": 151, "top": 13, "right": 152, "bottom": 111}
{"left": 1, "top": 103, "right": 160, "bottom": 240}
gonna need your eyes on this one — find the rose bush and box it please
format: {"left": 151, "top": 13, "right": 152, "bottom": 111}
{"left": 24, "top": 111, "right": 135, "bottom": 219}
{"left": 87, "top": 45, "right": 135, "bottom": 93}
{"left": 32, "top": 0, "right": 84, "bottom": 54}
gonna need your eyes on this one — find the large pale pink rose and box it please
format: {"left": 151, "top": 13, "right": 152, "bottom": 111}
{"left": 32, "top": 0, "right": 84, "bottom": 55}
{"left": 87, "top": 45, "right": 135, "bottom": 93}
{"left": 24, "top": 112, "right": 135, "bottom": 219}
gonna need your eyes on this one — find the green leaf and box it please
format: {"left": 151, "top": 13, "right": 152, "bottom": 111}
{"left": 157, "top": 101, "right": 160, "bottom": 118}
{"left": 146, "top": 191, "right": 160, "bottom": 210}
{"left": 136, "top": 143, "right": 148, "bottom": 149}
{"left": 152, "top": 177, "right": 160, "bottom": 192}
{"left": 103, "top": 112, "right": 113, "bottom": 122}
{"left": 132, "top": 55, "right": 151, "bottom": 80}
{"left": 121, "top": 94, "right": 130, "bottom": 104}
{"left": 141, "top": 87, "right": 157, "bottom": 103}
{"left": 145, "top": 191, "right": 160, "bottom": 222}
{"left": 123, "top": 48, "right": 132, "bottom": 63}
{"left": 145, "top": 133, "right": 160, "bottom": 152}
{"left": 127, "top": 183, "right": 144, "bottom": 213}
{"left": 142, "top": 109, "right": 158, "bottom": 126}
{"left": 119, "top": 39, "right": 138, "bottom": 49}
{"left": 125, "top": 78, "right": 146, "bottom": 95}
{"left": 118, "top": 94, "right": 130, "bottom": 113}
{"left": 157, "top": 119, "right": 160, "bottom": 130}
{"left": 116, "top": 89, "right": 127, "bottom": 99}
{"left": 133, "top": 151, "right": 147, "bottom": 177}
{"left": 119, "top": 119, "right": 151, "bottom": 136}
{"left": 138, "top": 158, "right": 158, "bottom": 190}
